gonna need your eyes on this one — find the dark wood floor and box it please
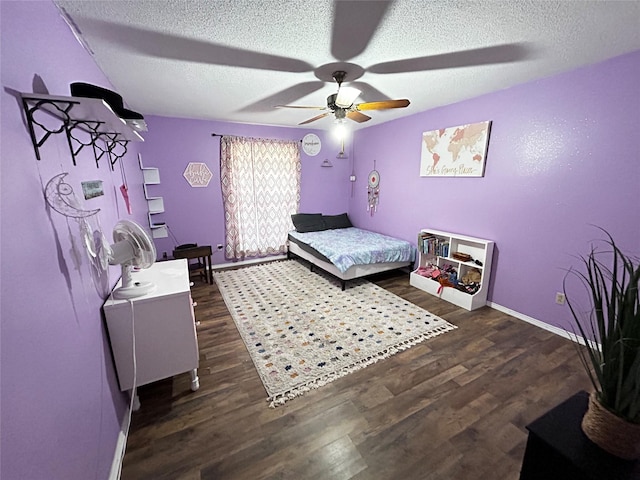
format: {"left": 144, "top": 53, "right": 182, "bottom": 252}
{"left": 122, "top": 266, "right": 591, "bottom": 480}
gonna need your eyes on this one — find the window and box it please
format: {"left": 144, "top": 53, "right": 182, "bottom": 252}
{"left": 220, "top": 136, "right": 300, "bottom": 260}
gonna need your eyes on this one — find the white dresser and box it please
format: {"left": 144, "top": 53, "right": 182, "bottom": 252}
{"left": 103, "top": 259, "right": 200, "bottom": 392}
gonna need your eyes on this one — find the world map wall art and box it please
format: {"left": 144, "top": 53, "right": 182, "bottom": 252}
{"left": 420, "top": 121, "right": 492, "bottom": 177}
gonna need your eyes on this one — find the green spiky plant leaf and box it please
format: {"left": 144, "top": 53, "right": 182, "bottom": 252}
{"left": 564, "top": 228, "right": 640, "bottom": 424}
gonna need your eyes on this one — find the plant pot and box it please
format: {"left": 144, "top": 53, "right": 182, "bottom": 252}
{"left": 581, "top": 392, "right": 640, "bottom": 460}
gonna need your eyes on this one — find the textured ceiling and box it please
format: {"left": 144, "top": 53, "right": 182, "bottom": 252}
{"left": 55, "top": 0, "right": 640, "bottom": 131}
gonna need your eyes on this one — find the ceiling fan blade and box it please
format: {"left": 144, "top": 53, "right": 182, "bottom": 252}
{"left": 299, "top": 112, "right": 331, "bottom": 125}
{"left": 367, "top": 43, "right": 531, "bottom": 74}
{"left": 356, "top": 99, "right": 410, "bottom": 111}
{"left": 276, "top": 105, "right": 326, "bottom": 110}
{"left": 331, "top": 0, "right": 393, "bottom": 61}
{"left": 346, "top": 111, "right": 371, "bottom": 123}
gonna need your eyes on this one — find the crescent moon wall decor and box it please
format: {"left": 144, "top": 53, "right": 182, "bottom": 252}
{"left": 45, "top": 173, "right": 100, "bottom": 218}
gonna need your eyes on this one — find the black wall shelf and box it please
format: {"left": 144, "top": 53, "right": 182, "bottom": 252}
{"left": 20, "top": 92, "right": 145, "bottom": 169}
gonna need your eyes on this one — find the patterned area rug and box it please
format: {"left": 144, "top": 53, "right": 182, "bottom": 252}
{"left": 214, "top": 260, "right": 456, "bottom": 407}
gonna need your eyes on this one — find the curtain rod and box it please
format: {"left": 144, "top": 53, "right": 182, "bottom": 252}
{"left": 212, "top": 133, "right": 302, "bottom": 142}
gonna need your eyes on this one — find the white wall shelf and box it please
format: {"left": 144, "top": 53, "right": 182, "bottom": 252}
{"left": 410, "top": 229, "right": 494, "bottom": 311}
{"left": 147, "top": 197, "right": 164, "bottom": 214}
{"left": 142, "top": 167, "right": 160, "bottom": 185}
{"left": 139, "top": 158, "right": 168, "bottom": 239}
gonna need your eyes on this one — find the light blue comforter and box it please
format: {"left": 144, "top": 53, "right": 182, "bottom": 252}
{"left": 289, "top": 227, "right": 415, "bottom": 273}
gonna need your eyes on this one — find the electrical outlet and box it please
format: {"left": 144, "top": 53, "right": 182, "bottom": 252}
{"left": 216, "top": 244, "right": 224, "bottom": 250}
{"left": 555, "top": 292, "right": 566, "bottom": 305}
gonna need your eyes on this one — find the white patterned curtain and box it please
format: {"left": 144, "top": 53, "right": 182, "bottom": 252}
{"left": 220, "top": 136, "right": 301, "bottom": 260}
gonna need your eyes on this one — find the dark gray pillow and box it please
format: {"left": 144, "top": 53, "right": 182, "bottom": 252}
{"left": 323, "top": 213, "right": 353, "bottom": 229}
{"left": 291, "top": 213, "right": 327, "bottom": 233}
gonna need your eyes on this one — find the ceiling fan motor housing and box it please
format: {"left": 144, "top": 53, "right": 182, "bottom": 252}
{"left": 326, "top": 94, "right": 347, "bottom": 119}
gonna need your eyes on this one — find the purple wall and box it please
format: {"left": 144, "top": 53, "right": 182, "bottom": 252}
{"left": 350, "top": 50, "right": 640, "bottom": 331}
{"left": 139, "top": 118, "right": 352, "bottom": 262}
{"left": 1, "top": 2, "right": 147, "bottom": 478}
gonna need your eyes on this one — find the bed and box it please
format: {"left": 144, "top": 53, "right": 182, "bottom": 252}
{"left": 287, "top": 213, "right": 415, "bottom": 290}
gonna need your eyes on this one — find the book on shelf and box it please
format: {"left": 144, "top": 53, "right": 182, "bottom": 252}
{"left": 418, "top": 233, "right": 449, "bottom": 257}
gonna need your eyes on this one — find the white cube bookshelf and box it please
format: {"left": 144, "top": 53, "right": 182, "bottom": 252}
{"left": 410, "top": 229, "right": 494, "bottom": 311}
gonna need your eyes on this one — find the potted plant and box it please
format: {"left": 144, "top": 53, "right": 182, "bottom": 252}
{"left": 564, "top": 228, "right": 640, "bottom": 460}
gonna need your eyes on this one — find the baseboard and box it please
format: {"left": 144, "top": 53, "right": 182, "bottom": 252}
{"left": 211, "top": 254, "right": 287, "bottom": 270}
{"left": 108, "top": 404, "right": 131, "bottom": 480}
{"left": 487, "top": 301, "right": 596, "bottom": 348}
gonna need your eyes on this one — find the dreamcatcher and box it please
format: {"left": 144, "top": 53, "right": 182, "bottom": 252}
{"left": 367, "top": 162, "right": 380, "bottom": 215}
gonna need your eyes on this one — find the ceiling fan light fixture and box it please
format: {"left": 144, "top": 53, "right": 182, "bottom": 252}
{"left": 335, "top": 86, "right": 361, "bottom": 108}
{"left": 333, "top": 118, "right": 348, "bottom": 141}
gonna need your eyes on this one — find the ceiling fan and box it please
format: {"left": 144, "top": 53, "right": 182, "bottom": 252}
{"left": 277, "top": 70, "right": 410, "bottom": 125}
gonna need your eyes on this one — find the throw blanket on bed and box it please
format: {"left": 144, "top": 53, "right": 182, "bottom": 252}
{"left": 289, "top": 227, "right": 415, "bottom": 273}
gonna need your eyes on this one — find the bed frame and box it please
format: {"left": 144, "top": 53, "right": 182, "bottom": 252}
{"left": 287, "top": 241, "right": 412, "bottom": 290}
